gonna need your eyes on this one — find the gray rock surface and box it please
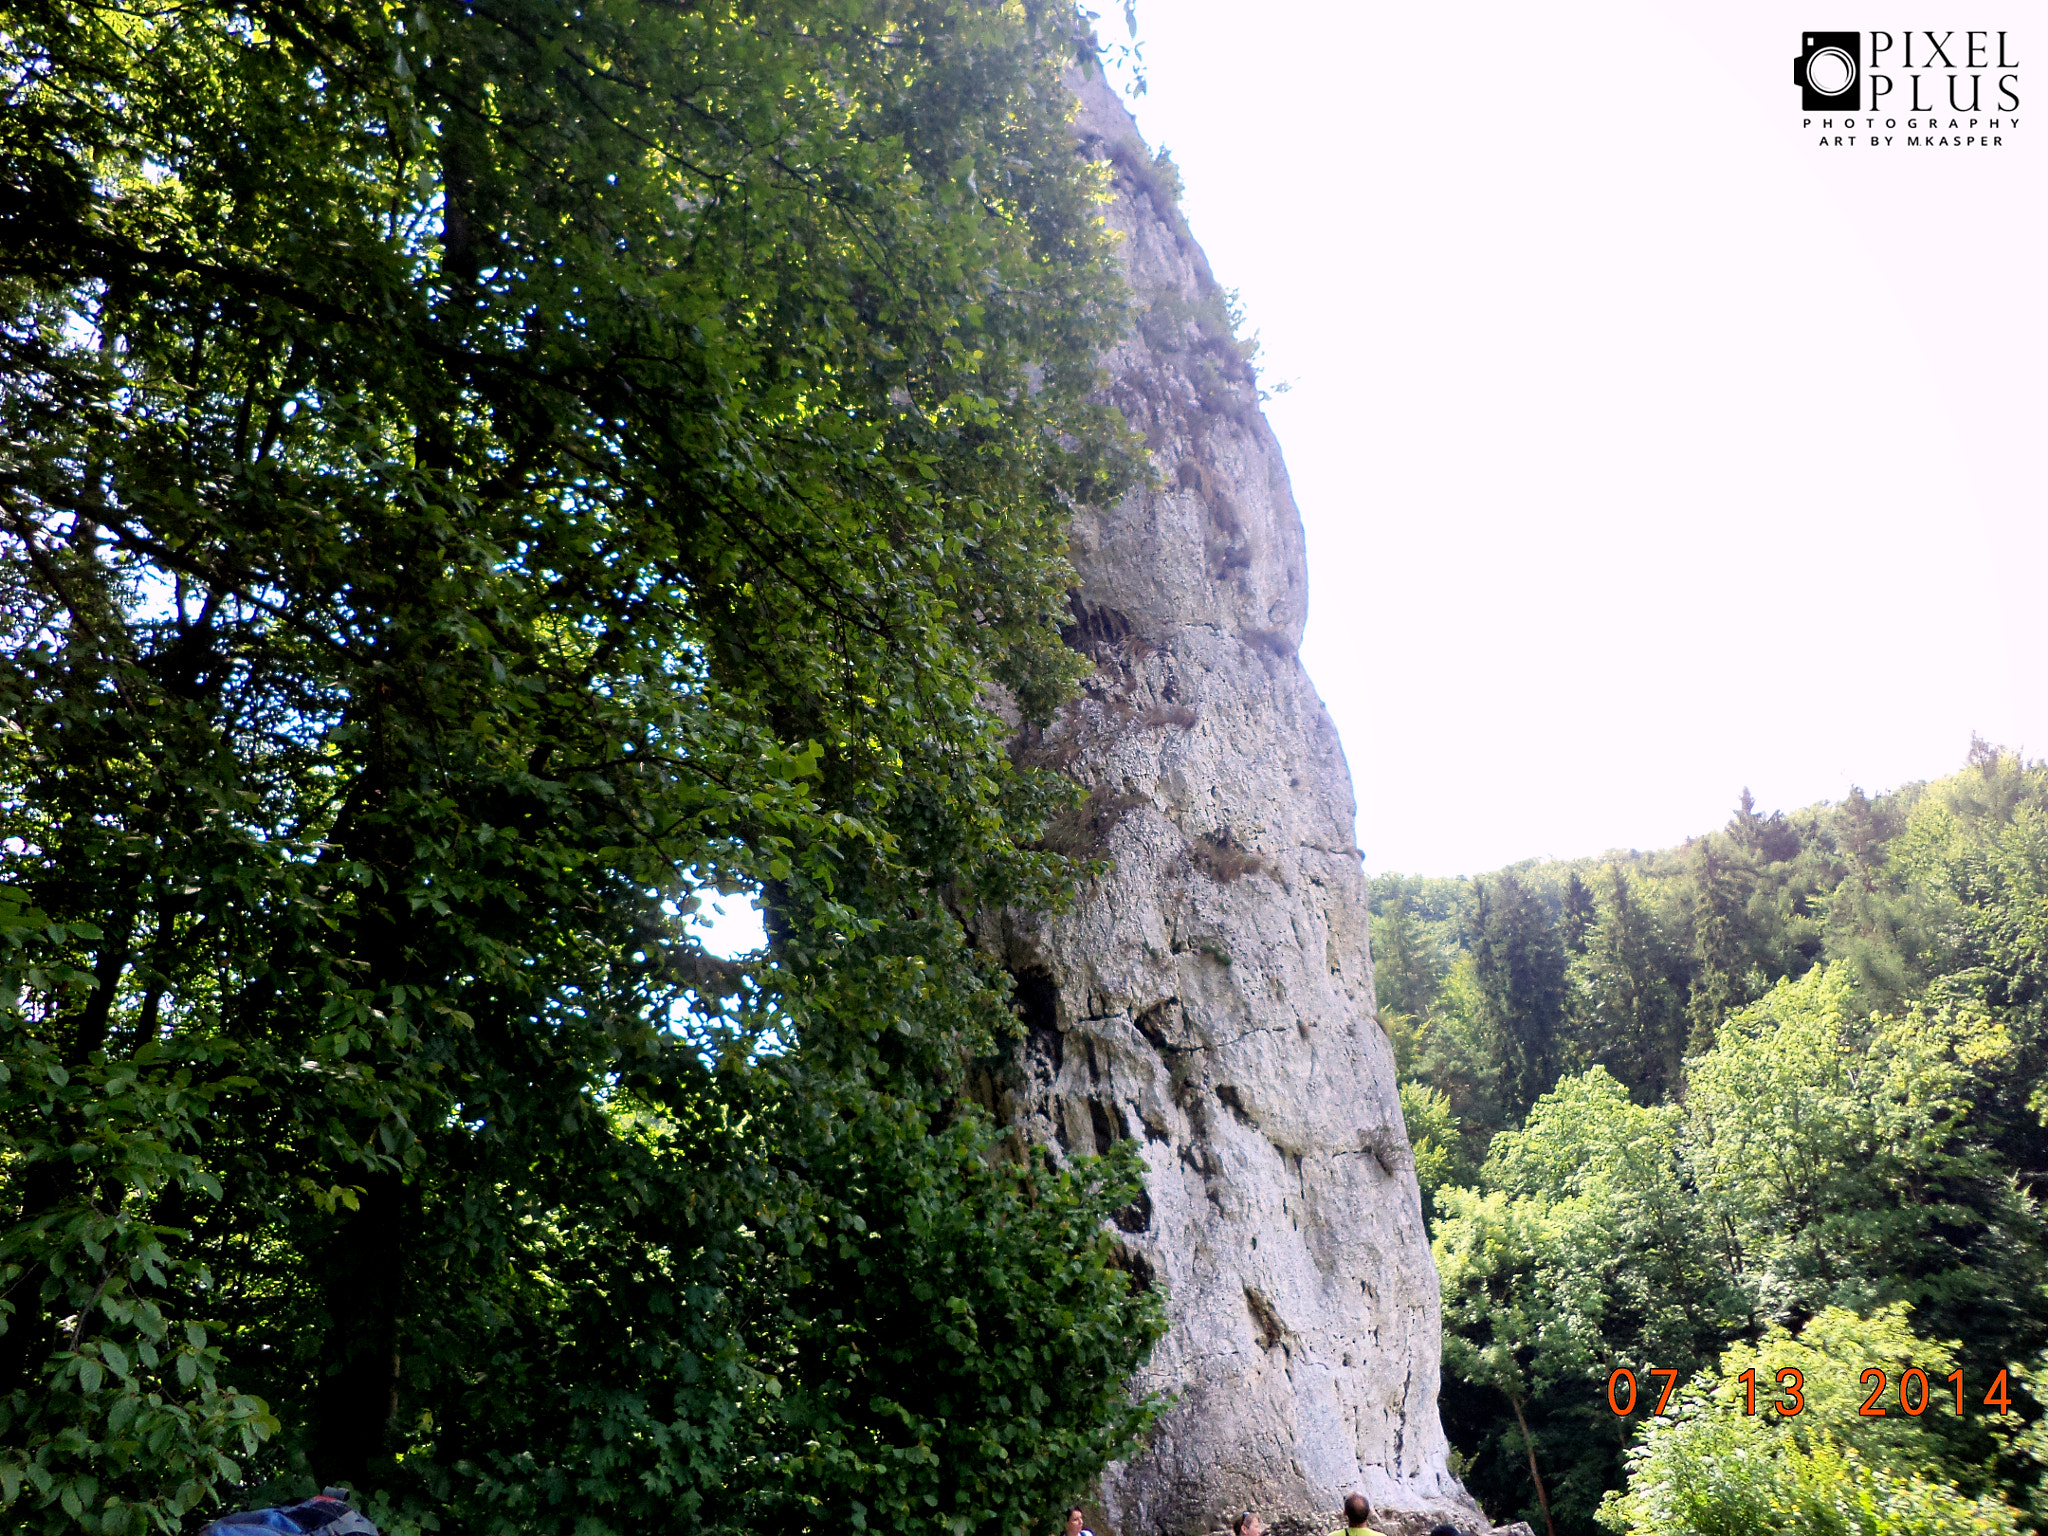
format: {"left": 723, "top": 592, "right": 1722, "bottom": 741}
{"left": 973, "top": 64, "right": 1488, "bottom": 1536}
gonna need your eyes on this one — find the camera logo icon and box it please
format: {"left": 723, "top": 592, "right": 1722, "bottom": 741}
{"left": 1794, "top": 31, "right": 1861, "bottom": 110}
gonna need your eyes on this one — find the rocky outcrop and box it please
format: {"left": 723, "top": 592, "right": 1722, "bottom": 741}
{"left": 972, "top": 65, "right": 1487, "bottom": 1536}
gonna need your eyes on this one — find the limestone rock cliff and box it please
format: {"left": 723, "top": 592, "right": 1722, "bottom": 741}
{"left": 976, "top": 68, "right": 1486, "bottom": 1536}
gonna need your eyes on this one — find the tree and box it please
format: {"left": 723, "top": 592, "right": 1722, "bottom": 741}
{"left": 1406, "top": 955, "right": 1508, "bottom": 1157}
{"left": 1682, "top": 839, "right": 1750, "bottom": 1055}
{"left": 1599, "top": 1308, "right": 2025, "bottom": 1536}
{"left": 1887, "top": 750, "right": 2048, "bottom": 1044}
{"left": 1399, "top": 1080, "right": 1472, "bottom": 1224}
{"left": 1471, "top": 873, "right": 1568, "bottom": 1120}
{"left": 1434, "top": 1070, "right": 1735, "bottom": 1535}
{"left": 1727, "top": 787, "right": 1801, "bottom": 866}
{"left": 1560, "top": 871, "right": 1596, "bottom": 958}
{"left": 1683, "top": 968, "right": 2040, "bottom": 1356}
{"left": 1396, "top": 755, "right": 2048, "bottom": 1533}
{"left": 0, "top": 2, "right": 1164, "bottom": 1530}
{"left": 1567, "top": 866, "right": 1684, "bottom": 1103}
{"left": 1434, "top": 1187, "right": 1592, "bottom": 1536}
{"left": 1372, "top": 896, "right": 1444, "bottom": 1023}
{"left": 1867, "top": 749, "right": 2048, "bottom": 1209}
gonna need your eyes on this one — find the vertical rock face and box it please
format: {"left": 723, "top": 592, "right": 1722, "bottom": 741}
{"left": 980, "top": 71, "right": 1482, "bottom": 1536}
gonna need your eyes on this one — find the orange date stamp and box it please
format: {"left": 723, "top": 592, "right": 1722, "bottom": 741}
{"left": 1606, "top": 1366, "right": 2016, "bottom": 1417}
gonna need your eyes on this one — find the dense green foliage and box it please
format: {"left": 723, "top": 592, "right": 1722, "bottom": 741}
{"left": 1386, "top": 747, "right": 2048, "bottom": 1534}
{"left": 1603, "top": 1309, "right": 2026, "bottom": 1536}
{"left": 0, "top": 2, "right": 1167, "bottom": 1531}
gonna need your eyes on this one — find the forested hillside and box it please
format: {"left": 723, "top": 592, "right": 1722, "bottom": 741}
{"left": 1383, "top": 742, "right": 2048, "bottom": 1534}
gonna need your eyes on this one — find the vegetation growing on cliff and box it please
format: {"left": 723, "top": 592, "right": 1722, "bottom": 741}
{"left": 1388, "top": 745, "right": 2048, "bottom": 1534}
{"left": 0, "top": 2, "right": 1167, "bottom": 1531}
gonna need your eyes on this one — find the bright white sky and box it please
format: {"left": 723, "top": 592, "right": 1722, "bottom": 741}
{"left": 1107, "top": 1, "right": 2046, "bottom": 877}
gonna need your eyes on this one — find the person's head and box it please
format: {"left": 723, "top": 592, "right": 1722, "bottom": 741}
{"left": 1064, "top": 1508, "right": 1086, "bottom": 1536}
{"left": 1427, "top": 1526, "right": 1463, "bottom": 1536}
{"left": 1342, "top": 1494, "right": 1373, "bottom": 1530}
{"left": 1231, "top": 1513, "right": 1262, "bottom": 1536}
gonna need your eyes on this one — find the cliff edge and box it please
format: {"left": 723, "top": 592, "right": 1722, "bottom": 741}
{"left": 973, "top": 64, "right": 1487, "bottom": 1536}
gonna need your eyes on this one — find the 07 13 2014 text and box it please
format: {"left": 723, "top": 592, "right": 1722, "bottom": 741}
{"left": 1606, "top": 1366, "right": 2019, "bottom": 1418}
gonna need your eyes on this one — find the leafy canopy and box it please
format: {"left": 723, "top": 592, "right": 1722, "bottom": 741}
{"left": 0, "top": 1, "right": 1166, "bottom": 1532}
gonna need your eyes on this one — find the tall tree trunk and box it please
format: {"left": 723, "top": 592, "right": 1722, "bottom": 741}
{"left": 311, "top": 1170, "right": 408, "bottom": 1491}
{"left": 1509, "top": 1394, "right": 1556, "bottom": 1536}
{"left": 0, "top": 1158, "right": 67, "bottom": 1399}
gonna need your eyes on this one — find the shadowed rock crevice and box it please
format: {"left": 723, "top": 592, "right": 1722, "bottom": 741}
{"left": 1244, "top": 1286, "right": 1287, "bottom": 1352}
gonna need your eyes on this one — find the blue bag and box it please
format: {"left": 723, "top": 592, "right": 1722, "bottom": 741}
{"left": 199, "top": 1490, "right": 379, "bottom": 1535}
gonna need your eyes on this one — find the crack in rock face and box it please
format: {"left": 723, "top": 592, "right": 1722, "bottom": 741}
{"left": 972, "top": 65, "right": 1489, "bottom": 1536}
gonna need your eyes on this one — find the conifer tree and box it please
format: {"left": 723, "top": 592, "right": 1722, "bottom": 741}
{"left": 1684, "top": 840, "right": 1749, "bottom": 1055}
{"left": 1560, "top": 870, "right": 1596, "bottom": 957}
{"left": 1372, "top": 895, "right": 1443, "bottom": 1021}
{"left": 1472, "top": 873, "right": 1567, "bottom": 1120}
{"left": 1569, "top": 866, "right": 1684, "bottom": 1101}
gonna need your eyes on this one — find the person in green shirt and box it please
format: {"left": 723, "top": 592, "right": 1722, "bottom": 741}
{"left": 1327, "top": 1493, "right": 1375, "bottom": 1536}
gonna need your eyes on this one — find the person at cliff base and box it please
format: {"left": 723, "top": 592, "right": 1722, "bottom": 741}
{"left": 1063, "top": 1506, "right": 1096, "bottom": 1536}
{"left": 1232, "top": 1511, "right": 1264, "bottom": 1536}
{"left": 1327, "top": 1492, "right": 1375, "bottom": 1536}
